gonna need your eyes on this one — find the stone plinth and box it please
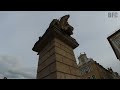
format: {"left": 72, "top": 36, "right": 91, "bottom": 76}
{"left": 33, "top": 23, "right": 81, "bottom": 79}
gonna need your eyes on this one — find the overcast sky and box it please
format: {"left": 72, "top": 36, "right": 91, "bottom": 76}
{"left": 0, "top": 11, "right": 120, "bottom": 79}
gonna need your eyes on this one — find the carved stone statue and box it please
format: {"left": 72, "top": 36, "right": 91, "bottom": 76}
{"left": 59, "top": 15, "right": 73, "bottom": 35}
{"left": 59, "top": 15, "right": 70, "bottom": 30}
{"left": 49, "top": 15, "right": 74, "bottom": 36}
{"left": 49, "top": 19, "right": 59, "bottom": 27}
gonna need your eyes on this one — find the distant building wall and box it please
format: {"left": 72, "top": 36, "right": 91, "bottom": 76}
{"left": 78, "top": 53, "right": 120, "bottom": 79}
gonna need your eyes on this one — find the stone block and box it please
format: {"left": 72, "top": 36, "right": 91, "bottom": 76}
{"left": 65, "top": 74, "right": 77, "bottom": 79}
{"left": 46, "top": 42, "right": 54, "bottom": 52}
{"left": 38, "top": 54, "right": 56, "bottom": 72}
{"left": 54, "top": 38, "right": 62, "bottom": 45}
{"left": 39, "top": 45, "right": 48, "bottom": 58}
{"left": 72, "top": 61, "right": 78, "bottom": 68}
{"left": 39, "top": 40, "right": 54, "bottom": 59}
{"left": 55, "top": 53, "right": 63, "bottom": 62}
{"left": 39, "top": 50, "right": 45, "bottom": 59}
{"left": 71, "top": 54, "right": 76, "bottom": 60}
{"left": 62, "top": 57, "right": 73, "bottom": 66}
{"left": 55, "top": 47, "right": 66, "bottom": 56}
{"left": 57, "top": 72, "right": 65, "bottom": 79}
{"left": 45, "top": 54, "right": 55, "bottom": 65}
{"left": 56, "top": 62, "right": 70, "bottom": 74}
{"left": 76, "top": 69, "right": 80, "bottom": 76}
{"left": 49, "top": 62, "right": 56, "bottom": 73}
{"left": 64, "top": 46, "right": 69, "bottom": 53}
{"left": 43, "top": 52, "right": 50, "bottom": 61}
{"left": 37, "top": 71, "right": 43, "bottom": 79}
{"left": 37, "top": 59, "right": 47, "bottom": 72}
{"left": 39, "top": 48, "right": 55, "bottom": 65}
{"left": 38, "top": 66, "right": 50, "bottom": 79}
{"left": 63, "top": 43, "right": 73, "bottom": 51}
{"left": 49, "top": 47, "right": 55, "bottom": 56}
{"left": 54, "top": 41, "right": 61, "bottom": 48}
{"left": 69, "top": 67, "right": 77, "bottom": 75}
{"left": 76, "top": 77, "right": 81, "bottom": 79}
{"left": 43, "top": 72, "right": 57, "bottom": 79}
{"left": 65, "top": 52, "right": 72, "bottom": 60}
{"left": 60, "top": 40, "right": 66, "bottom": 46}
{"left": 38, "top": 54, "right": 47, "bottom": 64}
{"left": 63, "top": 46, "right": 72, "bottom": 54}
{"left": 60, "top": 44, "right": 66, "bottom": 51}
{"left": 69, "top": 50, "right": 74, "bottom": 55}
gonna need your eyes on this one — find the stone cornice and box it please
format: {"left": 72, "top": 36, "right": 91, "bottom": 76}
{"left": 32, "top": 25, "right": 79, "bottom": 53}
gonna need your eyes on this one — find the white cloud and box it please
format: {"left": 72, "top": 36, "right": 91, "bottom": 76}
{"left": 0, "top": 55, "right": 36, "bottom": 79}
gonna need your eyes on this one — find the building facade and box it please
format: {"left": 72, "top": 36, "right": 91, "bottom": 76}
{"left": 107, "top": 29, "right": 120, "bottom": 61}
{"left": 78, "top": 53, "right": 120, "bottom": 79}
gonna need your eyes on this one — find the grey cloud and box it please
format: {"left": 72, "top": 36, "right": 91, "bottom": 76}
{"left": 0, "top": 55, "right": 36, "bottom": 79}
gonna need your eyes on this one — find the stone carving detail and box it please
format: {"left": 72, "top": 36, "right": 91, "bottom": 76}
{"left": 49, "top": 19, "right": 59, "bottom": 27}
{"left": 49, "top": 15, "right": 74, "bottom": 36}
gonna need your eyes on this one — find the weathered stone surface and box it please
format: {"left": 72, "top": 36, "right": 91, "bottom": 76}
{"left": 54, "top": 38, "right": 62, "bottom": 44}
{"left": 69, "top": 67, "right": 77, "bottom": 75}
{"left": 38, "top": 54, "right": 56, "bottom": 72}
{"left": 55, "top": 53, "right": 63, "bottom": 62}
{"left": 49, "top": 62, "right": 56, "bottom": 73}
{"left": 62, "top": 57, "right": 73, "bottom": 66}
{"left": 38, "top": 54, "right": 47, "bottom": 64}
{"left": 54, "top": 41, "right": 61, "bottom": 48}
{"left": 65, "top": 52, "right": 74, "bottom": 60}
{"left": 76, "top": 77, "right": 81, "bottom": 79}
{"left": 37, "top": 59, "right": 47, "bottom": 72}
{"left": 37, "top": 66, "right": 50, "bottom": 79}
{"left": 38, "top": 47, "right": 55, "bottom": 65}
{"left": 57, "top": 72, "right": 65, "bottom": 79}
{"left": 54, "top": 38, "right": 73, "bottom": 51}
{"left": 55, "top": 46, "right": 66, "bottom": 56}
{"left": 49, "top": 47, "right": 55, "bottom": 57}
{"left": 39, "top": 40, "right": 54, "bottom": 58}
{"left": 71, "top": 54, "right": 76, "bottom": 60}
{"left": 59, "top": 43, "right": 66, "bottom": 51}
{"left": 43, "top": 72, "right": 57, "bottom": 79}
{"left": 65, "top": 74, "right": 77, "bottom": 79}
{"left": 72, "top": 61, "right": 78, "bottom": 68}
{"left": 64, "top": 46, "right": 74, "bottom": 55}
{"left": 76, "top": 69, "right": 80, "bottom": 76}
{"left": 56, "top": 61, "right": 70, "bottom": 74}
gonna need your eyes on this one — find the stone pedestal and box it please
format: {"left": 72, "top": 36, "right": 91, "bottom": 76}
{"left": 32, "top": 25, "right": 81, "bottom": 79}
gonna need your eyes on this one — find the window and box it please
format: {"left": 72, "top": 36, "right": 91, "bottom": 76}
{"left": 114, "top": 36, "right": 120, "bottom": 47}
{"left": 80, "top": 66, "right": 91, "bottom": 75}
